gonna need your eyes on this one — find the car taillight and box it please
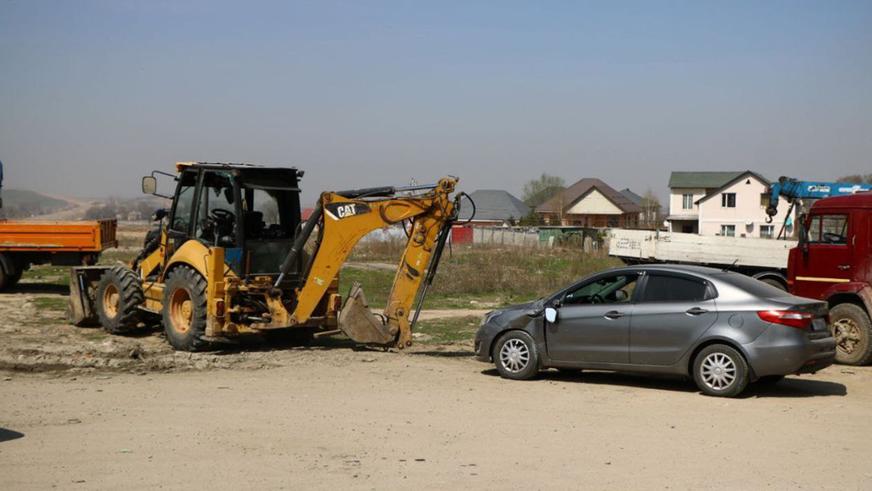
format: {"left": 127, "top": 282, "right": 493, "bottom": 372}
{"left": 757, "top": 310, "right": 814, "bottom": 329}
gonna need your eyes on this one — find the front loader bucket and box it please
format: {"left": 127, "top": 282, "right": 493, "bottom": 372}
{"left": 338, "top": 283, "right": 397, "bottom": 345}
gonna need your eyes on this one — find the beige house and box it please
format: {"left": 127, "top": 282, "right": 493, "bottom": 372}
{"left": 537, "top": 178, "right": 641, "bottom": 228}
{"left": 667, "top": 171, "right": 794, "bottom": 238}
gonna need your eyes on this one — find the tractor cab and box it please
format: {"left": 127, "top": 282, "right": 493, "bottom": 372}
{"left": 144, "top": 162, "right": 304, "bottom": 281}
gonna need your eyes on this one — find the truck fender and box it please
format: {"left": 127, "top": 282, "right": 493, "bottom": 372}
{"left": 825, "top": 283, "right": 872, "bottom": 316}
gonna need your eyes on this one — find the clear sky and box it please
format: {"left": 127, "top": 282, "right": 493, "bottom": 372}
{"left": 2, "top": 0, "right": 871, "bottom": 205}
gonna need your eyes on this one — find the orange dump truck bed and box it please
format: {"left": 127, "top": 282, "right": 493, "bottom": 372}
{"left": 0, "top": 219, "right": 118, "bottom": 291}
{"left": 0, "top": 219, "right": 117, "bottom": 252}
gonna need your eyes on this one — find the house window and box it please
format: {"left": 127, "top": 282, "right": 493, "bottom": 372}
{"left": 721, "top": 193, "right": 736, "bottom": 208}
{"left": 760, "top": 225, "right": 774, "bottom": 239}
{"left": 720, "top": 225, "right": 735, "bottom": 237}
{"left": 760, "top": 193, "right": 769, "bottom": 208}
{"left": 682, "top": 193, "right": 693, "bottom": 210}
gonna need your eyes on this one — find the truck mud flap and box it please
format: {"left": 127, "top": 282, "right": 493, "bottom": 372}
{"left": 338, "top": 283, "right": 397, "bottom": 345}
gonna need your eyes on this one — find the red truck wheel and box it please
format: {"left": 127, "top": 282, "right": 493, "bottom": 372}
{"left": 829, "top": 303, "right": 872, "bottom": 366}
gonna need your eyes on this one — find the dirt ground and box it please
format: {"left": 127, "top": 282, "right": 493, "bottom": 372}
{"left": 2, "top": 241, "right": 871, "bottom": 489}
{"left": 2, "top": 352, "right": 871, "bottom": 490}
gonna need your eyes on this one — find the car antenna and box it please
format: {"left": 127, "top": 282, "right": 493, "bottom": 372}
{"left": 722, "top": 258, "right": 739, "bottom": 272}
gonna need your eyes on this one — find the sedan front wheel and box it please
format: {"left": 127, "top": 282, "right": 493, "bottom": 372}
{"left": 494, "top": 331, "right": 539, "bottom": 380}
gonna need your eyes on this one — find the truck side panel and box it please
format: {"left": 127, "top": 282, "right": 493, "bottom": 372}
{"left": 0, "top": 219, "right": 117, "bottom": 252}
{"left": 608, "top": 229, "right": 795, "bottom": 269}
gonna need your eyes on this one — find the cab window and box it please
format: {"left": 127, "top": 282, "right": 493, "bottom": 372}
{"left": 808, "top": 214, "right": 848, "bottom": 245}
{"left": 196, "top": 171, "right": 237, "bottom": 246}
{"left": 170, "top": 171, "right": 197, "bottom": 233}
{"left": 563, "top": 274, "right": 639, "bottom": 305}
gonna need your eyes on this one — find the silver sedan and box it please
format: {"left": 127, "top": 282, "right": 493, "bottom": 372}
{"left": 475, "top": 264, "right": 835, "bottom": 397}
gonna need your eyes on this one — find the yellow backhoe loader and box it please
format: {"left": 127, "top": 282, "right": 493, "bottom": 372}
{"left": 69, "top": 162, "right": 464, "bottom": 351}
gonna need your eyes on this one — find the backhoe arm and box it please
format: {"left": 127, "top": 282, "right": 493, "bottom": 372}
{"left": 290, "top": 177, "right": 459, "bottom": 348}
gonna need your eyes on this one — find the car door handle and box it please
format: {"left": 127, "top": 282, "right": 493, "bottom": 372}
{"left": 838, "top": 264, "right": 851, "bottom": 271}
{"left": 604, "top": 311, "right": 624, "bottom": 319}
{"left": 685, "top": 307, "right": 708, "bottom": 316}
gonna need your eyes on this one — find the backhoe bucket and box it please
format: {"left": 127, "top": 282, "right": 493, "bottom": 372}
{"left": 338, "top": 283, "right": 397, "bottom": 345}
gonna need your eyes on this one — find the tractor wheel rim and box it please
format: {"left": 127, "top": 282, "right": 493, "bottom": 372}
{"left": 701, "top": 352, "right": 737, "bottom": 391}
{"left": 499, "top": 339, "right": 530, "bottom": 373}
{"left": 103, "top": 284, "right": 120, "bottom": 319}
{"left": 832, "top": 318, "right": 861, "bottom": 355}
{"left": 170, "top": 288, "right": 193, "bottom": 334}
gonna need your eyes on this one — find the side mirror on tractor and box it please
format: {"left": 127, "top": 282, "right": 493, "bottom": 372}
{"left": 142, "top": 176, "right": 157, "bottom": 195}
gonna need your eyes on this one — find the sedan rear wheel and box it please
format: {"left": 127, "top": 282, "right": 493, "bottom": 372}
{"left": 692, "top": 344, "right": 749, "bottom": 397}
{"left": 493, "top": 331, "right": 539, "bottom": 380}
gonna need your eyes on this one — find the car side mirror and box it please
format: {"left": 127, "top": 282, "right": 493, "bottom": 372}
{"left": 545, "top": 307, "right": 558, "bottom": 324}
{"left": 142, "top": 176, "right": 157, "bottom": 195}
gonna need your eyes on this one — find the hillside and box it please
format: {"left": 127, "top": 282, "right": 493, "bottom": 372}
{"left": 0, "top": 189, "right": 71, "bottom": 218}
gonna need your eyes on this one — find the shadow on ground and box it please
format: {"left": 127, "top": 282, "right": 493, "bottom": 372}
{"left": 7, "top": 283, "right": 69, "bottom": 295}
{"left": 480, "top": 369, "right": 847, "bottom": 398}
{"left": 0, "top": 428, "right": 25, "bottom": 443}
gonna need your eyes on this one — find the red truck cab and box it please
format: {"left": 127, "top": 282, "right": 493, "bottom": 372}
{"left": 788, "top": 192, "right": 872, "bottom": 365}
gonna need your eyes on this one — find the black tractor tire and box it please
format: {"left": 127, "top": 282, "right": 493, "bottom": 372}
{"left": 0, "top": 253, "right": 14, "bottom": 291}
{"left": 829, "top": 303, "right": 872, "bottom": 366}
{"left": 493, "top": 331, "right": 540, "bottom": 380}
{"left": 95, "top": 266, "right": 144, "bottom": 334}
{"left": 162, "top": 266, "right": 209, "bottom": 352}
{"left": 692, "top": 344, "right": 750, "bottom": 398}
{"left": 7, "top": 268, "right": 23, "bottom": 288}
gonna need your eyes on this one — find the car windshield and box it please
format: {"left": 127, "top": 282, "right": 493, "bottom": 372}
{"left": 714, "top": 272, "right": 788, "bottom": 298}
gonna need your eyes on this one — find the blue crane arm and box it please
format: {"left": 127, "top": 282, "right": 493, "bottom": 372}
{"left": 765, "top": 176, "right": 872, "bottom": 220}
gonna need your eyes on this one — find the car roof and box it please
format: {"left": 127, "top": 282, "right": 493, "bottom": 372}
{"left": 610, "top": 263, "right": 726, "bottom": 277}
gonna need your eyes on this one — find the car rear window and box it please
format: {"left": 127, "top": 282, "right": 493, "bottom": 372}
{"left": 640, "top": 275, "right": 709, "bottom": 302}
{"left": 714, "top": 272, "right": 788, "bottom": 298}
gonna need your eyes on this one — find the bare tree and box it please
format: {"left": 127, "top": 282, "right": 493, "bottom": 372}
{"left": 641, "top": 189, "right": 662, "bottom": 228}
{"left": 837, "top": 174, "right": 872, "bottom": 185}
{"left": 522, "top": 173, "right": 565, "bottom": 208}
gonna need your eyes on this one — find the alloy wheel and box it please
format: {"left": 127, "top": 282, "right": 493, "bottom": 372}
{"left": 700, "top": 352, "right": 737, "bottom": 391}
{"left": 499, "top": 339, "right": 530, "bottom": 373}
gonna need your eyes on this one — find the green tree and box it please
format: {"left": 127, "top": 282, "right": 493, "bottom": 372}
{"left": 522, "top": 173, "right": 565, "bottom": 207}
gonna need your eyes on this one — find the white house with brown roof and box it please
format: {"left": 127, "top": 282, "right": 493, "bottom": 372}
{"left": 537, "top": 178, "right": 642, "bottom": 228}
{"left": 668, "top": 171, "right": 795, "bottom": 238}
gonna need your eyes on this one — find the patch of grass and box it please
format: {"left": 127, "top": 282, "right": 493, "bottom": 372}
{"left": 31, "top": 296, "right": 69, "bottom": 311}
{"left": 98, "top": 249, "right": 138, "bottom": 265}
{"left": 414, "top": 316, "right": 480, "bottom": 344}
{"left": 338, "top": 266, "right": 395, "bottom": 308}
{"left": 348, "top": 236, "right": 406, "bottom": 263}
{"left": 338, "top": 246, "right": 623, "bottom": 309}
{"left": 431, "top": 246, "right": 622, "bottom": 301}
{"left": 22, "top": 265, "right": 70, "bottom": 286}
